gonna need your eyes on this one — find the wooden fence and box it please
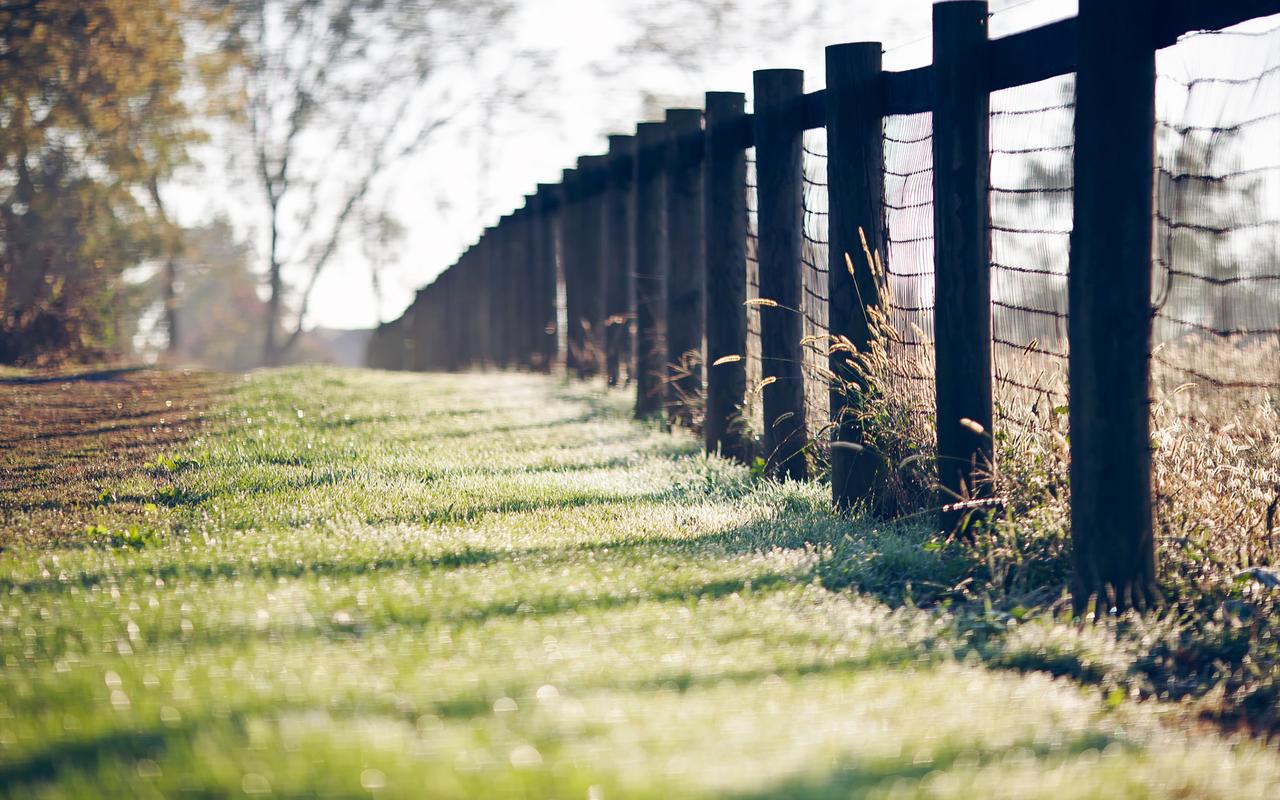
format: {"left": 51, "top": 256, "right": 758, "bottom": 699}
{"left": 368, "top": 0, "right": 1280, "bottom": 611}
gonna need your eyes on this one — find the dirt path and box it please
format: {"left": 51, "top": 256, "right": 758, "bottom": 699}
{"left": 0, "top": 366, "right": 225, "bottom": 549}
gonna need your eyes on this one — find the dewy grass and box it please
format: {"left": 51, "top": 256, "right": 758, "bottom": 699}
{"left": 3, "top": 366, "right": 1280, "bottom": 798}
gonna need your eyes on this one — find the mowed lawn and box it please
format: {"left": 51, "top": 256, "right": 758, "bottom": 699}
{"left": 3, "top": 367, "right": 1280, "bottom": 798}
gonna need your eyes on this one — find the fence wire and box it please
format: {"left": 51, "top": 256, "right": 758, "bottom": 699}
{"left": 881, "top": 111, "right": 938, "bottom": 446}
{"left": 988, "top": 74, "right": 1075, "bottom": 437}
{"left": 801, "top": 129, "right": 832, "bottom": 445}
{"left": 1151, "top": 15, "right": 1280, "bottom": 541}
{"left": 744, "top": 147, "right": 764, "bottom": 437}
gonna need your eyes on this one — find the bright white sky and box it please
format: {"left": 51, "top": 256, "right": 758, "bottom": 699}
{"left": 166, "top": 0, "right": 1075, "bottom": 333}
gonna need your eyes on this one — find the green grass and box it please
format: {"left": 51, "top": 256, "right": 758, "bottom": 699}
{"left": 3, "top": 367, "right": 1279, "bottom": 798}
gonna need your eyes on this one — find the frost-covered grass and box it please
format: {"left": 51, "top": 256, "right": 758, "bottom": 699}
{"left": 3, "top": 367, "right": 1279, "bottom": 798}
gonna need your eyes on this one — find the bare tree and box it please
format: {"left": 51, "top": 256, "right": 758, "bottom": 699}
{"left": 204, "top": 0, "right": 534, "bottom": 364}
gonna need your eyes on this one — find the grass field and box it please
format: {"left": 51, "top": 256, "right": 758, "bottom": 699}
{"left": 3, "top": 367, "right": 1280, "bottom": 798}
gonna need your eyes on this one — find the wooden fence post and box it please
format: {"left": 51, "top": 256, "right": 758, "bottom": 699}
{"left": 536, "top": 183, "right": 562, "bottom": 372}
{"left": 448, "top": 267, "right": 459, "bottom": 370}
{"left": 429, "top": 281, "right": 441, "bottom": 370}
{"left": 486, "top": 226, "right": 500, "bottom": 369}
{"left": 485, "top": 232, "right": 496, "bottom": 369}
{"left": 520, "top": 195, "right": 543, "bottom": 371}
{"left": 1069, "top": 0, "right": 1158, "bottom": 614}
{"left": 511, "top": 205, "right": 527, "bottom": 369}
{"left": 634, "top": 121, "right": 668, "bottom": 417}
{"left": 498, "top": 215, "right": 518, "bottom": 369}
{"left": 514, "top": 204, "right": 534, "bottom": 369}
{"left": 753, "top": 68, "right": 809, "bottom": 480}
{"left": 932, "top": 0, "right": 993, "bottom": 530}
{"left": 663, "top": 108, "right": 706, "bottom": 426}
{"left": 560, "top": 168, "right": 583, "bottom": 375}
{"left": 410, "top": 288, "right": 426, "bottom": 371}
{"left": 419, "top": 287, "right": 433, "bottom": 371}
{"left": 826, "top": 42, "right": 889, "bottom": 513}
{"left": 703, "top": 90, "right": 751, "bottom": 462}
{"left": 499, "top": 213, "right": 519, "bottom": 368}
{"left": 605, "top": 134, "right": 636, "bottom": 387}
{"left": 434, "top": 268, "right": 446, "bottom": 371}
{"left": 577, "top": 154, "right": 608, "bottom": 378}
{"left": 469, "top": 242, "right": 485, "bottom": 370}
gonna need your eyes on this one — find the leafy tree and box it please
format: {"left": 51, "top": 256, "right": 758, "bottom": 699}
{"left": 0, "top": 0, "right": 198, "bottom": 364}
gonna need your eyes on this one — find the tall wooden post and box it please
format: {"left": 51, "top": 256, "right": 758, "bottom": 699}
{"left": 497, "top": 215, "right": 517, "bottom": 369}
{"left": 664, "top": 108, "right": 706, "bottom": 425}
{"left": 470, "top": 243, "right": 484, "bottom": 370}
{"left": 510, "top": 213, "right": 524, "bottom": 369}
{"left": 445, "top": 270, "right": 457, "bottom": 370}
{"left": 753, "top": 68, "right": 808, "bottom": 480}
{"left": 479, "top": 226, "right": 496, "bottom": 368}
{"left": 560, "top": 168, "right": 583, "bottom": 376}
{"left": 455, "top": 262, "right": 467, "bottom": 370}
{"left": 521, "top": 203, "right": 539, "bottom": 369}
{"left": 536, "top": 183, "right": 562, "bottom": 372}
{"left": 525, "top": 191, "right": 541, "bottom": 371}
{"left": 506, "top": 213, "right": 523, "bottom": 369}
{"left": 433, "top": 273, "right": 446, "bottom": 371}
{"left": 826, "top": 42, "right": 889, "bottom": 513}
{"left": 634, "top": 121, "right": 668, "bottom": 418}
{"left": 577, "top": 155, "right": 608, "bottom": 378}
{"left": 605, "top": 134, "right": 636, "bottom": 387}
{"left": 1069, "top": 0, "right": 1158, "bottom": 614}
{"left": 703, "top": 90, "right": 751, "bottom": 463}
{"left": 932, "top": 0, "right": 993, "bottom": 529}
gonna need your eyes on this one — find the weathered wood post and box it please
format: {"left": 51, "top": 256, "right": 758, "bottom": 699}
{"left": 502, "top": 212, "right": 519, "bottom": 369}
{"left": 420, "top": 286, "right": 435, "bottom": 371}
{"left": 753, "top": 68, "right": 809, "bottom": 480}
{"left": 932, "top": 0, "right": 993, "bottom": 530}
{"left": 514, "top": 201, "right": 531, "bottom": 369}
{"left": 703, "top": 90, "right": 751, "bottom": 463}
{"left": 454, "top": 261, "right": 467, "bottom": 370}
{"left": 663, "top": 108, "right": 707, "bottom": 426}
{"left": 577, "top": 154, "right": 608, "bottom": 378}
{"left": 536, "top": 183, "right": 562, "bottom": 372}
{"left": 461, "top": 243, "right": 480, "bottom": 370}
{"left": 520, "top": 200, "right": 538, "bottom": 371}
{"left": 431, "top": 274, "right": 444, "bottom": 371}
{"left": 445, "top": 263, "right": 461, "bottom": 371}
{"left": 560, "top": 167, "right": 583, "bottom": 376}
{"left": 521, "top": 194, "right": 545, "bottom": 372}
{"left": 436, "top": 274, "right": 449, "bottom": 370}
{"left": 410, "top": 288, "right": 426, "bottom": 371}
{"left": 1069, "top": 0, "right": 1158, "bottom": 614}
{"left": 480, "top": 225, "right": 497, "bottom": 369}
{"left": 826, "top": 42, "right": 889, "bottom": 513}
{"left": 634, "top": 121, "right": 669, "bottom": 417}
{"left": 605, "top": 134, "right": 636, "bottom": 387}
{"left": 505, "top": 213, "right": 523, "bottom": 369}
{"left": 498, "top": 215, "right": 518, "bottom": 369}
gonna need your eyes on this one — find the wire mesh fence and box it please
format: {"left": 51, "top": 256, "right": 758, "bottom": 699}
{"left": 744, "top": 147, "right": 764, "bottom": 437}
{"left": 374, "top": 3, "right": 1280, "bottom": 562}
{"left": 1151, "top": 16, "right": 1280, "bottom": 542}
{"left": 988, "top": 75, "right": 1075, "bottom": 437}
{"left": 881, "top": 111, "right": 938, "bottom": 448}
{"left": 800, "top": 128, "right": 831, "bottom": 446}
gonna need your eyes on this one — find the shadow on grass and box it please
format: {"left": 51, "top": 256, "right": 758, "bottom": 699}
{"left": 0, "top": 367, "right": 144, "bottom": 386}
{"left": 730, "top": 728, "right": 1133, "bottom": 800}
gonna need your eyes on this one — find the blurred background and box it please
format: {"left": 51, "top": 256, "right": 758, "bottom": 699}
{"left": 1, "top": 0, "right": 1081, "bottom": 371}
